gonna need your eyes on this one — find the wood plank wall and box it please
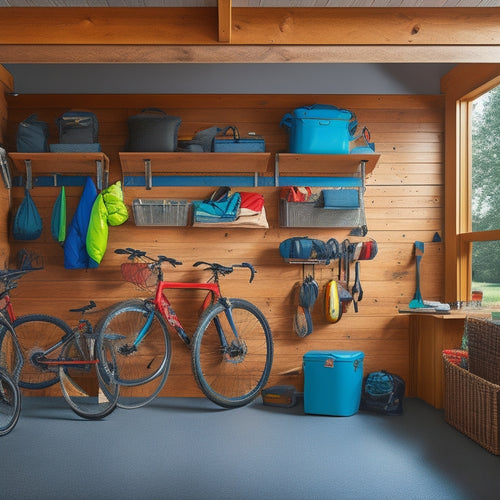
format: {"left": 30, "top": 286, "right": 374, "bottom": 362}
{"left": 4, "top": 93, "right": 445, "bottom": 397}
{"left": 0, "top": 68, "right": 13, "bottom": 268}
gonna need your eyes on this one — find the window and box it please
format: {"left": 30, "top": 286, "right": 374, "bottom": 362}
{"left": 470, "top": 86, "right": 500, "bottom": 306}
{"left": 442, "top": 65, "right": 500, "bottom": 306}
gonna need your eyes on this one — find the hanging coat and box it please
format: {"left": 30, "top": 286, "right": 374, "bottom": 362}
{"left": 51, "top": 186, "right": 66, "bottom": 243}
{"left": 86, "top": 181, "right": 129, "bottom": 265}
{"left": 64, "top": 176, "right": 99, "bottom": 269}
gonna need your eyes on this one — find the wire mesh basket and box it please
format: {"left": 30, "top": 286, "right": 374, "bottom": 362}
{"left": 120, "top": 262, "right": 156, "bottom": 292}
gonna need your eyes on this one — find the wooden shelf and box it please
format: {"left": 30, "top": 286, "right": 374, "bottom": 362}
{"left": 276, "top": 153, "right": 380, "bottom": 177}
{"left": 119, "top": 152, "right": 272, "bottom": 175}
{"left": 9, "top": 152, "right": 109, "bottom": 190}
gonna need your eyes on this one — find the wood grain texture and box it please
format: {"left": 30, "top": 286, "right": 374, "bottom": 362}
{"left": 0, "top": 8, "right": 498, "bottom": 46}
{"left": 5, "top": 93, "right": 445, "bottom": 398}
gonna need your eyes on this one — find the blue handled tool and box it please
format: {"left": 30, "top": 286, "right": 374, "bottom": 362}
{"left": 409, "top": 241, "right": 426, "bottom": 309}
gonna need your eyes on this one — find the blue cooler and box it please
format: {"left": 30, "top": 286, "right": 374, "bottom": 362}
{"left": 303, "top": 350, "right": 364, "bottom": 416}
{"left": 280, "top": 104, "right": 357, "bottom": 154}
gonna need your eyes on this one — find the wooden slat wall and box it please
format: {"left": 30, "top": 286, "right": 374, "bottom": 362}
{"left": 0, "top": 68, "right": 13, "bottom": 268}
{"left": 4, "top": 93, "right": 445, "bottom": 397}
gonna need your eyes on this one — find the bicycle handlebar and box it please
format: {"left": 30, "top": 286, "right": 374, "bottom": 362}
{"left": 115, "top": 248, "right": 182, "bottom": 268}
{"left": 115, "top": 248, "right": 255, "bottom": 282}
{"left": 193, "top": 261, "right": 256, "bottom": 283}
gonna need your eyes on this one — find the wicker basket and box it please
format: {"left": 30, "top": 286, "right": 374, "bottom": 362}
{"left": 443, "top": 353, "right": 500, "bottom": 455}
{"left": 466, "top": 317, "right": 500, "bottom": 385}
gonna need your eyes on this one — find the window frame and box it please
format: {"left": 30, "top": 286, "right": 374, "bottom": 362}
{"left": 442, "top": 64, "right": 500, "bottom": 302}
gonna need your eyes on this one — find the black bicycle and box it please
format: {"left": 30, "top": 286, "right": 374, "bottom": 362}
{"left": 0, "top": 314, "right": 22, "bottom": 436}
{"left": 0, "top": 269, "right": 119, "bottom": 420}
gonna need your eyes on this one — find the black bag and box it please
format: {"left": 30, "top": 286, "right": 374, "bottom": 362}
{"left": 16, "top": 114, "right": 49, "bottom": 152}
{"left": 56, "top": 110, "right": 99, "bottom": 144}
{"left": 360, "top": 371, "right": 405, "bottom": 415}
{"left": 178, "top": 126, "right": 221, "bottom": 152}
{"left": 127, "top": 108, "right": 181, "bottom": 152}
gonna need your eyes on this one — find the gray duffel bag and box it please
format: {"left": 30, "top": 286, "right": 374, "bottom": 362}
{"left": 127, "top": 108, "right": 182, "bottom": 152}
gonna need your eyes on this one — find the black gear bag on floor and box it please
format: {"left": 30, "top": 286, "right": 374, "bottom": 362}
{"left": 360, "top": 371, "right": 405, "bottom": 415}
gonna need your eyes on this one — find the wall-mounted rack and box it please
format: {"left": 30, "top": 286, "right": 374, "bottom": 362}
{"left": 119, "top": 152, "right": 273, "bottom": 189}
{"left": 9, "top": 153, "right": 109, "bottom": 190}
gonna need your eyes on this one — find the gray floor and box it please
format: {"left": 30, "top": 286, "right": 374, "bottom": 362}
{"left": 1, "top": 397, "right": 499, "bottom": 500}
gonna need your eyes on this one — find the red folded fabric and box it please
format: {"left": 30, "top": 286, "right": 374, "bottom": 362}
{"left": 239, "top": 192, "right": 265, "bottom": 213}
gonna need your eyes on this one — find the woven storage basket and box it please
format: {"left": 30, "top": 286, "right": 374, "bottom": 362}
{"left": 466, "top": 317, "right": 500, "bottom": 385}
{"left": 443, "top": 353, "right": 500, "bottom": 455}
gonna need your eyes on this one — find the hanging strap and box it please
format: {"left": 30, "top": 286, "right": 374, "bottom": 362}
{"left": 351, "top": 261, "right": 363, "bottom": 313}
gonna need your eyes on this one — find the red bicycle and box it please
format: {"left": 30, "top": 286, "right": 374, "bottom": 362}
{"left": 95, "top": 248, "right": 273, "bottom": 409}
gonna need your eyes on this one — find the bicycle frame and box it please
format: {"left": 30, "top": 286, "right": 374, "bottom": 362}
{"left": 153, "top": 280, "right": 222, "bottom": 346}
{"left": 1, "top": 292, "right": 97, "bottom": 369}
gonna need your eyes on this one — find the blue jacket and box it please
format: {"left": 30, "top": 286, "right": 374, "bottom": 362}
{"left": 64, "top": 176, "right": 99, "bottom": 269}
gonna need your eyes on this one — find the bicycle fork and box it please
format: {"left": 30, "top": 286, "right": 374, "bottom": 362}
{"left": 215, "top": 298, "right": 246, "bottom": 363}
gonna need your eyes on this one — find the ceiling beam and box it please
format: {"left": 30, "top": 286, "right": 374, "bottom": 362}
{"left": 1, "top": 44, "right": 498, "bottom": 64}
{"left": 0, "top": 7, "right": 498, "bottom": 46}
{"left": 218, "top": 0, "right": 232, "bottom": 43}
{"left": 0, "top": 7, "right": 498, "bottom": 63}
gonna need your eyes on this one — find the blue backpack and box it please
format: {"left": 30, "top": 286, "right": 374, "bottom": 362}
{"left": 12, "top": 189, "right": 43, "bottom": 241}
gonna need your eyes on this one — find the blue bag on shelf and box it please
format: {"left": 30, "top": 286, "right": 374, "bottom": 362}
{"left": 213, "top": 126, "right": 265, "bottom": 153}
{"left": 193, "top": 192, "right": 241, "bottom": 223}
{"left": 16, "top": 114, "right": 49, "bottom": 153}
{"left": 280, "top": 104, "right": 357, "bottom": 154}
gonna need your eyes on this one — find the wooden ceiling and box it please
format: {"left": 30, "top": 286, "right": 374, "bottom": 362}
{"left": 0, "top": 3, "right": 499, "bottom": 63}
{"left": 0, "top": 1, "right": 498, "bottom": 6}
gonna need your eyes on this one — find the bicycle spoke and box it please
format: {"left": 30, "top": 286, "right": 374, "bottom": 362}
{"left": 95, "top": 299, "right": 171, "bottom": 409}
{"left": 192, "top": 299, "right": 273, "bottom": 408}
{"left": 59, "top": 338, "right": 118, "bottom": 419}
{"left": 13, "top": 315, "right": 73, "bottom": 390}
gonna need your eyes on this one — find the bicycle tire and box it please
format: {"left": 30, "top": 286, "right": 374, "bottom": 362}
{"left": 13, "top": 314, "right": 73, "bottom": 390}
{"left": 191, "top": 298, "right": 273, "bottom": 408}
{"left": 0, "top": 314, "right": 23, "bottom": 382}
{"left": 0, "top": 368, "right": 21, "bottom": 436}
{"left": 95, "top": 299, "right": 171, "bottom": 408}
{"left": 59, "top": 337, "right": 119, "bottom": 420}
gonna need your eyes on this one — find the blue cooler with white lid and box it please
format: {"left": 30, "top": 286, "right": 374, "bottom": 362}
{"left": 303, "top": 350, "right": 364, "bottom": 416}
{"left": 280, "top": 104, "right": 358, "bottom": 154}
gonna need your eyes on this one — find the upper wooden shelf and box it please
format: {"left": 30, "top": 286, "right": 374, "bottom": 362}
{"left": 276, "top": 153, "right": 380, "bottom": 176}
{"left": 119, "top": 152, "right": 273, "bottom": 176}
{"left": 9, "top": 152, "right": 110, "bottom": 190}
{"left": 119, "top": 152, "right": 273, "bottom": 189}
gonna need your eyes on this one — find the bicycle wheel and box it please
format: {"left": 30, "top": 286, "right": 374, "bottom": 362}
{"left": 191, "top": 298, "right": 273, "bottom": 408}
{"left": 0, "top": 368, "right": 21, "bottom": 436}
{"left": 13, "top": 314, "right": 73, "bottom": 390}
{"left": 59, "top": 336, "right": 119, "bottom": 420}
{"left": 95, "top": 299, "right": 171, "bottom": 409}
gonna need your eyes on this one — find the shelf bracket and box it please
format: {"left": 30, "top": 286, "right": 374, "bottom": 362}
{"left": 274, "top": 153, "right": 280, "bottom": 187}
{"left": 144, "top": 159, "right": 152, "bottom": 190}
{"left": 95, "top": 159, "right": 104, "bottom": 191}
{"left": 24, "top": 159, "right": 33, "bottom": 190}
{"left": 0, "top": 147, "right": 12, "bottom": 189}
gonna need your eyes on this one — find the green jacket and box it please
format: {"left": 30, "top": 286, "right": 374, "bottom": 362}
{"left": 86, "top": 181, "right": 128, "bottom": 264}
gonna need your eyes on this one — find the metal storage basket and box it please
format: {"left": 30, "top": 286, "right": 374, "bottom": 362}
{"left": 132, "top": 199, "right": 191, "bottom": 226}
{"left": 443, "top": 353, "right": 500, "bottom": 455}
{"left": 279, "top": 193, "right": 367, "bottom": 235}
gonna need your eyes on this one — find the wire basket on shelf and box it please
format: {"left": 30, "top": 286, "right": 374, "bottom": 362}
{"left": 120, "top": 262, "right": 156, "bottom": 292}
